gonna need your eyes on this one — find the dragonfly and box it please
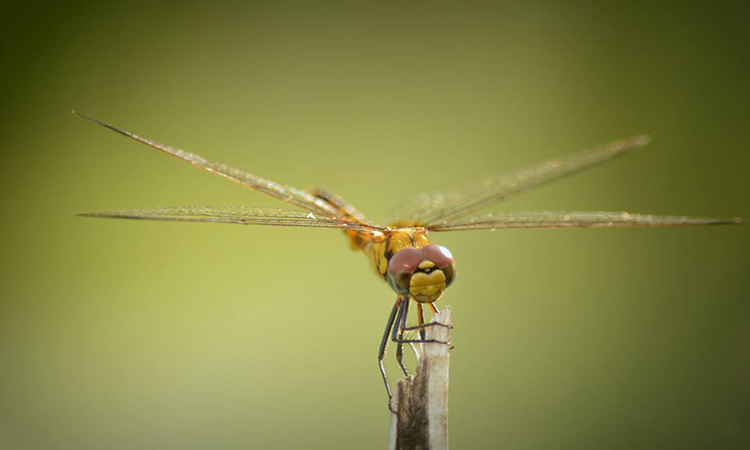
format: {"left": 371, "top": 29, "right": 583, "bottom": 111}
{"left": 74, "top": 112, "right": 748, "bottom": 412}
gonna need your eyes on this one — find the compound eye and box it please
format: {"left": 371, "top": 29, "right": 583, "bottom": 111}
{"left": 386, "top": 248, "right": 423, "bottom": 295}
{"left": 387, "top": 247, "right": 423, "bottom": 275}
{"left": 387, "top": 271, "right": 411, "bottom": 294}
{"left": 422, "top": 245, "right": 454, "bottom": 268}
{"left": 442, "top": 264, "right": 456, "bottom": 287}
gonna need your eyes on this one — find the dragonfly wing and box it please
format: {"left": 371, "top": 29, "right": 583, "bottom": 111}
{"left": 73, "top": 112, "right": 339, "bottom": 217}
{"left": 387, "top": 135, "right": 650, "bottom": 226}
{"left": 426, "top": 211, "right": 749, "bottom": 231}
{"left": 79, "top": 206, "right": 385, "bottom": 231}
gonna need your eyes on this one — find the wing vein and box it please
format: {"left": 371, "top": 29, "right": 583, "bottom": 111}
{"left": 388, "top": 135, "right": 650, "bottom": 226}
{"left": 78, "top": 206, "right": 386, "bottom": 232}
{"left": 73, "top": 112, "right": 340, "bottom": 217}
{"left": 426, "top": 211, "right": 749, "bottom": 231}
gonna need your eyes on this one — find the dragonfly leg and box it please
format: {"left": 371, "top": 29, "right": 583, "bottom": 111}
{"left": 392, "top": 336, "right": 452, "bottom": 346}
{"left": 402, "top": 322, "right": 453, "bottom": 332}
{"left": 379, "top": 297, "right": 452, "bottom": 413}
{"left": 392, "top": 299, "right": 452, "bottom": 346}
{"left": 395, "top": 298, "right": 411, "bottom": 377}
{"left": 403, "top": 302, "right": 452, "bottom": 333}
{"left": 417, "top": 303, "right": 426, "bottom": 340}
{"left": 378, "top": 296, "right": 403, "bottom": 414}
{"left": 398, "top": 321, "right": 455, "bottom": 350}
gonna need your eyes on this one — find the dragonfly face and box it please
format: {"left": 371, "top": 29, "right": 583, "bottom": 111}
{"left": 387, "top": 245, "right": 456, "bottom": 303}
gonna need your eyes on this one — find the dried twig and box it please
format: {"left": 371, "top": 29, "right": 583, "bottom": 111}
{"left": 389, "top": 306, "right": 452, "bottom": 450}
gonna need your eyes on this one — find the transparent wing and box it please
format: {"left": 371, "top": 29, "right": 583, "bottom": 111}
{"left": 73, "top": 112, "right": 340, "bottom": 217}
{"left": 426, "top": 211, "right": 749, "bottom": 231}
{"left": 387, "top": 135, "right": 651, "bottom": 226}
{"left": 79, "top": 206, "right": 385, "bottom": 231}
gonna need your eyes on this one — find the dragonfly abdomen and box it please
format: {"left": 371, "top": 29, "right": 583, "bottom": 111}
{"left": 307, "top": 186, "right": 375, "bottom": 251}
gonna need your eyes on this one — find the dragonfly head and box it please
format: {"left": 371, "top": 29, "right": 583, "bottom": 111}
{"left": 386, "top": 245, "right": 456, "bottom": 303}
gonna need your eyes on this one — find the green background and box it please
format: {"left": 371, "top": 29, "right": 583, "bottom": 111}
{"left": 2, "top": 1, "right": 748, "bottom": 449}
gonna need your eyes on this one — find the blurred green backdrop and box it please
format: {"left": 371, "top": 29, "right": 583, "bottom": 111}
{"left": 1, "top": 1, "right": 748, "bottom": 449}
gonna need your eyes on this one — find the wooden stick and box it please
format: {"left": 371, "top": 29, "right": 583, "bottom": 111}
{"left": 389, "top": 306, "right": 453, "bottom": 450}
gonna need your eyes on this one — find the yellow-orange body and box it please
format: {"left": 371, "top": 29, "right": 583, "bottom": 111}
{"left": 308, "top": 187, "right": 431, "bottom": 279}
{"left": 357, "top": 225, "right": 431, "bottom": 279}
